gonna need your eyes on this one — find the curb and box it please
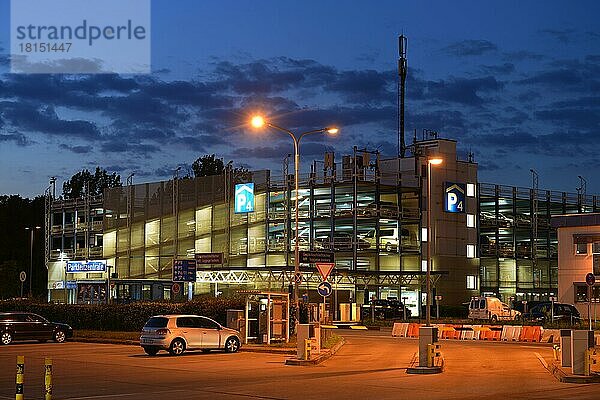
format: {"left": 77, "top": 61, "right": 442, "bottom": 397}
{"left": 285, "top": 337, "right": 346, "bottom": 366}
{"left": 72, "top": 338, "right": 297, "bottom": 354}
{"left": 547, "top": 360, "right": 600, "bottom": 383}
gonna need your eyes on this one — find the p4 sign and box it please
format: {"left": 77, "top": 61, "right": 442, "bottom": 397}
{"left": 444, "top": 182, "right": 466, "bottom": 213}
{"left": 235, "top": 183, "right": 255, "bottom": 213}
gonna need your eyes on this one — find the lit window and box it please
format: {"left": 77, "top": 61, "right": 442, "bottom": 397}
{"left": 467, "top": 183, "right": 476, "bottom": 197}
{"left": 421, "top": 227, "right": 428, "bottom": 242}
{"left": 466, "top": 275, "right": 477, "bottom": 290}
{"left": 467, "top": 214, "right": 476, "bottom": 228}
{"left": 421, "top": 260, "right": 428, "bottom": 272}
{"left": 466, "top": 244, "right": 476, "bottom": 258}
{"left": 576, "top": 243, "right": 588, "bottom": 255}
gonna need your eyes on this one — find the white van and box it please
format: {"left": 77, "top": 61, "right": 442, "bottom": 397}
{"left": 468, "top": 296, "right": 521, "bottom": 322}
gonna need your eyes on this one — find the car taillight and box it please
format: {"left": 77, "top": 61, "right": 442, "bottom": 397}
{"left": 156, "top": 329, "right": 170, "bottom": 336}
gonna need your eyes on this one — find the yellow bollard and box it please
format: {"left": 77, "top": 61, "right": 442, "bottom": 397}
{"left": 304, "top": 339, "right": 311, "bottom": 360}
{"left": 45, "top": 357, "right": 52, "bottom": 400}
{"left": 16, "top": 355, "right": 24, "bottom": 400}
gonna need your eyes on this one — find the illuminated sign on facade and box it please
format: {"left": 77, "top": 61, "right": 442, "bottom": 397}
{"left": 444, "top": 182, "right": 466, "bottom": 213}
{"left": 234, "top": 183, "right": 255, "bottom": 213}
{"left": 66, "top": 260, "right": 107, "bottom": 273}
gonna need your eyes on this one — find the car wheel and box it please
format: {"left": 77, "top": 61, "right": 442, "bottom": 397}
{"left": 169, "top": 338, "right": 186, "bottom": 356}
{"left": 385, "top": 243, "right": 392, "bottom": 252}
{"left": 490, "top": 315, "right": 498, "bottom": 323}
{"left": 54, "top": 330, "right": 66, "bottom": 343}
{"left": 1, "top": 331, "right": 12, "bottom": 345}
{"left": 224, "top": 336, "right": 240, "bottom": 353}
{"left": 143, "top": 346, "right": 159, "bottom": 356}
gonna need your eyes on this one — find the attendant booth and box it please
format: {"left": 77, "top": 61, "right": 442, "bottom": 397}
{"left": 237, "top": 291, "right": 290, "bottom": 345}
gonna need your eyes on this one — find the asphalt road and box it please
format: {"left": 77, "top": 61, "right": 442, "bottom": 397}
{"left": 0, "top": 331, "right": 598, "bottom": 399}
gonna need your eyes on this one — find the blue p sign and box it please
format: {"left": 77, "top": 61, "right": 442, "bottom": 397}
{"left": 444, "top": 182, "right": 466, "bottom": 213}
{"left": 234, "top": 183, "right": 255, "bottom": 213}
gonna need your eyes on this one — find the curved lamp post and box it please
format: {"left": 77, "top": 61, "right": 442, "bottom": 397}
{"left": 251, "top": 115, "right": 338, "bottom": 325}
{"left": 426, "top": 157, "right": 443, "bottom": 326}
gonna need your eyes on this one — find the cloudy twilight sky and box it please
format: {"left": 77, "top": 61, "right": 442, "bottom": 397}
{"left": 0, "top": 0, "right": 599, "bottom": 197}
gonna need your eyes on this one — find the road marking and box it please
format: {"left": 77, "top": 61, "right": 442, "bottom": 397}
{"left": 66, "top": 389, "right": 190, "bottom": 399}
{"left": 534, "top": 352, "right": 549, "bottom": 370}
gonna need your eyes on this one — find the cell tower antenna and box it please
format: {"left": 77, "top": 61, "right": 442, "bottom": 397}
{"left": 398, "top": 35, "right": 408, "bottom": 158}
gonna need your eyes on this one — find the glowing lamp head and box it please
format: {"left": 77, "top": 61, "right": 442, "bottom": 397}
{"left": 327, "top": 127, "right": 339, "bottom": 134}
{"left": 251, "top": 115, "right": 265, "bottom": 128}
{"left": 429, "top": 158, "right": 443, "bottom": 166}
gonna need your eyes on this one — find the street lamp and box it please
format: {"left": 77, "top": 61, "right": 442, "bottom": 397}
{"left": 426, "top": 157, "right": 443, "bottom": 326}
{"left": 25, "top": 226, "right": 41, "bottom": 297}
{"left": 250, "top": 115, "right": 338, "bottom": 325}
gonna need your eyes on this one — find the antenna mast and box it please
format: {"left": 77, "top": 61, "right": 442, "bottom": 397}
{"left": 398, "top": 35, "right": 408, "bottom": 158}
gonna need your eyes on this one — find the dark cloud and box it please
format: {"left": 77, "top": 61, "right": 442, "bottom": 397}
{"left": 535, "top": 108, "right": 600, "bottom": 130}
{"left": 502, "top": 51, "right": 545, "bottom": 62}
{"left": 518, "top": 69, "right": 582, "bottom": 86}
{"left": 425, "top": 76, "right": 504, "bottom": 106}
{"left": 0, "top": 132, "right": 30, "bottom": 146}
{"left": 480, "top": 63, "right": 515, "bottom": 75}
{"left": 478, "top": 160, "right": 501, "bottom": 171}
{"left": 540, "top": 29, "right": 576, "bottom": 44}
{"left": 325, "top": 70, "right": 394, "bottom": 104}
{"left": 1, "top": 102, "right": 102, "bottom": 140}
{"left": 444, "top": 40, "right": 497, "bottom": 56}
{"left": 59, "top": 144, "right": 92, "bottom": 154}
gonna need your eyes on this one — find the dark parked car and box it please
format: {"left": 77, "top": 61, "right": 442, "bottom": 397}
{"left": 361, "top": 299, "right": 411, "bottom": 320}
{"left": 523, "top": 302, "right": 581, "bottom": 324}
{"left": 314, "top": 232, "right": 371, "bottom": 251}
{"left": 0, "top": 312, "right": 73, "bottom": 345}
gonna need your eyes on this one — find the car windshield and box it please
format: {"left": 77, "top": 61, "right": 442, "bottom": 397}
{"left": 144, "top": 317, "right": 168, "bottom": 328}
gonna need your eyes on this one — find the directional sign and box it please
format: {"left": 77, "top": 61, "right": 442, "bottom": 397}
{"left": 195, "top": 252, "right": 223, "bottom": 265}
{"left": 300, "top": 250, "right": 334, "bottom": 264}
{"left": 316, "top": 263, "right": 335, "bottom": 281}
{"left": 293, "top": 272, "right": 303, "bottom": 284}
{"left": 172, "top": 259, "right": 197, "bottom": 282}
{"left": 444, "top": 182, "right": 466, "bottom": 213}
{"left": 19, "top": 271, "right": 26, "bottom": 282}
{"left": 317, "top": 281, "right": 333, "bottom": 297}
{"left": 434, "top": 295, "right": 442, "bottom": 301}
{"left": 586, "top": 272, "right": 596, "bottom": 286}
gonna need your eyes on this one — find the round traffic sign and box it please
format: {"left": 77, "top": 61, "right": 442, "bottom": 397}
{"left": 172, "top": 283, "right": 181, "bottom": 294}
{"left": 317, "top": 281, "right": 333, "bottom": 297}
{"left": 586, "top": 273, "right": 595, "bottom": 287}
{"left": 19, "top": 271, "right": 26, "bottom": 282}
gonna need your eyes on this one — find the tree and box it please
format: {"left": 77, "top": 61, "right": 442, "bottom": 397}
{"left": 63, "top": 167, "right": 122, "bottom": 199}
{"left": 191, "top": 154, "right": 225, "bottom": 177}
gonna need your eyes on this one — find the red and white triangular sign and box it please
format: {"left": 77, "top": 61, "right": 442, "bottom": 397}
{"left": 316, "top": 263, "right": 335, "bottom": 281}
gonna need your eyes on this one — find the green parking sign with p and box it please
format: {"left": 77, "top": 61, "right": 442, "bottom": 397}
{"left": 235, "top": 183, "right": 255, "bottom": 213}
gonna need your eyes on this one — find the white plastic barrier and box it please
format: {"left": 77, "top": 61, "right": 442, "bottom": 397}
{"left": 462, "top": 325, "right": 481, "bottom": 340}
{"left": 391, "top": 322, "right": 409, "bottom": 337}
{"left": 501, "top": 325, "right": 522, "bottom": 341}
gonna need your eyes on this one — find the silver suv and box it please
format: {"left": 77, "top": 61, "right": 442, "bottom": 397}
{"left": 140, "top": 314, "right": 241, "bottom": 356}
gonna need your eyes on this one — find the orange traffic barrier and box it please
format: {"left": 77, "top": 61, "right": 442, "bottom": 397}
{"left": 520, "top": 325, "right": 542, "bottom": 342}
{"left": 407, "top": 323, "right": 421, "bottom": 338}
{"left": 440, "top": 325, "right": 457, "bottom": 340}
{"left": 480, "top": 326, "right": 502, "bottom": 341}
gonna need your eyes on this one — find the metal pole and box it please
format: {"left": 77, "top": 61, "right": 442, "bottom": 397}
{"left": 294, "top": 139, "right": 300, "bottom": 326}
{"left": 29, "top": 229, "right": 34, "bottom": 297}
{"left": 551, "top": 298, "right": 554, "bottom": 324}
{"left": 426, "top": 161, "right": 431, "bottom": 326}
{"left": 589, "top": 285, "right": 592, "bottom": 331}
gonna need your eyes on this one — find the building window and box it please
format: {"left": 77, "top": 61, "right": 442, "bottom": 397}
{"left": 466, "top": 275, "right": 477, "bottom": 290}
{"left": 575, "top": 285, "right": 588, "bottom": 303}
{"left": 466, "top": 244, "right": 476, "bottom": 258}
{"left": 467, "top": 214, "right": 476, "bottom": 228}
{"left": 576, "top": 242, "right": 588, "bottom": 255}
{"left": 467, "top": 183, "right": 476, "bottom": 197}
{"left": 421, "top": 227, "right": 428, "bottom": 242}
{"left": 421, "top": 260, "right": 428, "bottom": 272}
